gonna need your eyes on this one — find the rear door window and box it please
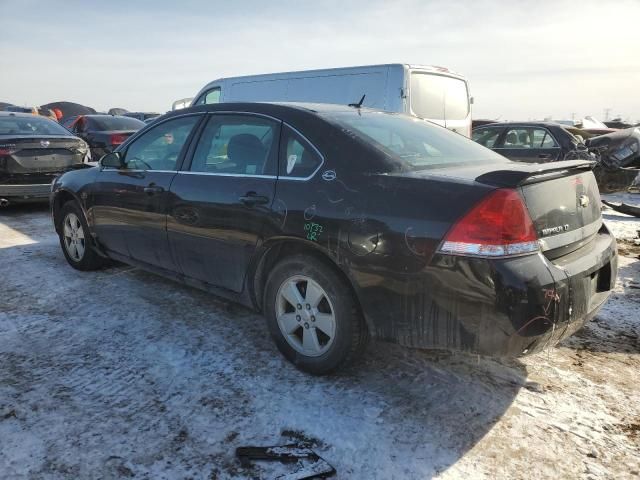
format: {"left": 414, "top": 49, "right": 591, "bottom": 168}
{"left": 532, "top": 129, "right": 558, "bottom": 148}
{"left": 190, "top": 114, "right": 279, "bottom": 175}
{"left": 501, "top": 128, "right": 557, "bottom": 149}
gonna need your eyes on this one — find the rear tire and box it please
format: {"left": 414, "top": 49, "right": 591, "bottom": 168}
{"left": 58, "top": 201, "right": 105, "bottom": 271}
{"left": 264, "top": 254, "right": 369, "bottom": 374}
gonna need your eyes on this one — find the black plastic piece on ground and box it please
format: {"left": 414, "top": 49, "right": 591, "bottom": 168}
{"left": 236, "top": 444, "right": 336, "bottom": 479}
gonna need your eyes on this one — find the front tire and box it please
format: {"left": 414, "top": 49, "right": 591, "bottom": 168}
{"left": 58, "top": 201, "right": 105, "bottom": 271}
{"left": 264, "top": 254, "right": 369, "bottom": 374}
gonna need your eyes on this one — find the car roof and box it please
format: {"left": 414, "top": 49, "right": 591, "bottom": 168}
{"left": 81, "top": 114, "right": 140, "bottom": 119}
{"left": 0, "top": 111, "right": 41, "bottom": 118}
{"left": 170, "top": 101, "right": 381, "bottom": 118}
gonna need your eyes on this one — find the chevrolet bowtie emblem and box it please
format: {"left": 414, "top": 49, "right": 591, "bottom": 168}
{"left": 578, "top": 195, "right": 590, "bottom": 208}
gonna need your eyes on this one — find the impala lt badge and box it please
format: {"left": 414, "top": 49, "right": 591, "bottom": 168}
{"left": 541, "top": 224, "right": 570, "bottom": 236}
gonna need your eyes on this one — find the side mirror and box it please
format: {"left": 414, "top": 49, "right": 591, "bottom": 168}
{"left": 100, "top": 152, "right": 124, "bottom": 169}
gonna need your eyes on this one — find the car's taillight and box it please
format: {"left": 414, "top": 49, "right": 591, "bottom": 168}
{"left": 0, "top": 147, "right": 16, "bottom": 156}
{"left": 110, "top": 134, "right": 127, "bottom": 145}
{"left": 439, "top": 189, "right": 539, "bottom": 257}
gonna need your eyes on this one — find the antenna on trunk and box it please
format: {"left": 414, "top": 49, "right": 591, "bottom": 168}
{"left": 348, "top": 94, "right": 366, "bottom": 108}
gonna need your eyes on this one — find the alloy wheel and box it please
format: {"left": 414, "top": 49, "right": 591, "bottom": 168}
{"left": 63, "top": 212, "right": 86, "bottom": 262}
{"left": 276, "top": 275, "right": 336, "bottom": 357}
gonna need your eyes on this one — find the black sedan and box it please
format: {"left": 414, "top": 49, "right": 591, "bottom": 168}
{"left": 472, "top": 121, "right": 594, "bottom": 162}
{"left": 0, "top": 112, "right": 88, "bottom": 206}
{"left": 68, "top": 114, "right": 145, "bottom": 161}
{"left": 51, "top": 103, "right": 617, "bottom": 374}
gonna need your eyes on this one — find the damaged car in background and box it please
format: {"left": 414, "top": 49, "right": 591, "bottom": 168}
{"left": 473, "top": 122, "right": 640, "bottom": 193}
{"left": 472, "top": 122, "right": 595, "bottom": 163}
{"left": 51, "top": 103, "right": 617, "bottom": 374}
{"left": 0, "top": 112, "right": 89, "bottom": 207}
{"left": 586, "top": 127, "right": 640, "bottom": 193}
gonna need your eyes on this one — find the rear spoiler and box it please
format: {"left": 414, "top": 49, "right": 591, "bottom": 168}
{"left": 475, "top": 160, "right": 596, "bottom": 188}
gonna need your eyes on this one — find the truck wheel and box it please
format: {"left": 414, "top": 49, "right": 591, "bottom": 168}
{"left": 58, "top": 202, "right": 105, "bottom": 271}
{"left": 264, "top": 254, "right": 369, "bottom": 374}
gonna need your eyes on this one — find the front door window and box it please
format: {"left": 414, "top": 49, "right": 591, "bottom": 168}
{"left": 123, "top": 116, "right": 200, "bottom": 171}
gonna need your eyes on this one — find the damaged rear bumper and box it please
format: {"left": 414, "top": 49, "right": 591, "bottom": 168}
{"left": 356, "top": 229, "right": 618, "bottom": 357}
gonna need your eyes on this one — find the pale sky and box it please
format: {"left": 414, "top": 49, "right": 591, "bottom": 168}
{"left": 1, "top": 0, "right": 639, "bottom": 122}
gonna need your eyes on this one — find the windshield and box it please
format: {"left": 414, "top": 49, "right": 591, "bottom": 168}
{"left": 0, "top": 115, "right": 72, "bottom": 136}
{"left": 325, "top": 111, "right": 507, "bottom": 170}
{"left": 87, "top": 116, "right": 145, "bottom": 131}
{"left": 410, "top": 73, "right": 469, "bottom": 121}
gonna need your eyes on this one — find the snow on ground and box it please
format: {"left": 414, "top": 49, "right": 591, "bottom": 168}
{"left": 601, "top": 193, "right": 640, "bottom": 242}
{"left": 0, "top": 204, "right": 638, "bottom": 479}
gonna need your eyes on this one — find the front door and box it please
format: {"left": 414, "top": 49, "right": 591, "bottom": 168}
{"left": 168, "top": 113, "right": 280, "bottom": 292}
{"left": 89, "top": 114, "right": 202, "bottom": 271}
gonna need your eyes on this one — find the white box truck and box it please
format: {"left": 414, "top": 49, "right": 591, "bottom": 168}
{"left": 190, "top": 64, "right": 473, "bottom": 137}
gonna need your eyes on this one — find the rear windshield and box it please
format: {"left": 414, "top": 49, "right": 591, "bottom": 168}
{"left": 87, "top": 116, "right": 145, "bottom": 131}
{"left": 0, "top": 116, "right": 72, "bottom": 136}
{"left": 325, "top": 111, "right": 507, "bottom": 170}
{"left": 410, "top": 73, "right": 469, "bottom": 121}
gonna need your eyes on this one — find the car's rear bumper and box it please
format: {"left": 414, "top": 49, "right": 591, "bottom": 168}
{"left": 0, "top": 183, "right": 52, "bottom": 199}
{"left": 355, "top": 227, "right": 618, "bottom": 357}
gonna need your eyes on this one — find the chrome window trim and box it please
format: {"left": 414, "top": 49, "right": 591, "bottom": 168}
{"left": 180, "top": 111, "right": 325, "bottom": 181}
{"left": 178, "top": 171, "right": 277, "bottom": 179}
{"left": 100, "top": 168, "right": 178, "bottom": 173}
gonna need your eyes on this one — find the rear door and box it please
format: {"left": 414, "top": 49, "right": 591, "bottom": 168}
{"left": 168, "top": 113, "right": 280, "bottom": 292}
{"left": 495, "top": 127, "right": 562, "bottom": 163}
{"left": 89, "top": 114, "right": 202, "bottom": 269}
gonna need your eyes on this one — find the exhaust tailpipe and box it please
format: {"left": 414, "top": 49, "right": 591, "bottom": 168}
{"left": 0, "top": 198, "right": 10, "bottom": 208}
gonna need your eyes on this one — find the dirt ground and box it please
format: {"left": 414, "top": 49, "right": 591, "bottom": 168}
{"left": 0, "top": 204, "right": 638, "bottom": 479}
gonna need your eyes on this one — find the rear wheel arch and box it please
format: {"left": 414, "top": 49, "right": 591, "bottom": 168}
{"left": 250, "top": 239, "right": 371, "bottom": 332}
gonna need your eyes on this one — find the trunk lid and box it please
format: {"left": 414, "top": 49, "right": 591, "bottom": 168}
{"left": 405, "top": 160, "right": 602, "bottom": 257}
{"left": 519, "top": 169, "right": 602, "bottom": 257}
{"left": 0, "top": 135, "right": 85, "bottom": 173}
{"left": 476, "top": 160, "right": 603, "bottom": 257}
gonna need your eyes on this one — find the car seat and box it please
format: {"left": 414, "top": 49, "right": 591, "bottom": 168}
{"left": 227, "top": 133, "right": 267, "bottom": 174}
{"left": 518, "top": 131, "right": 531, "bottom": 148}
{"left": 505, "top": 131, "right": 518, "bottom": 146}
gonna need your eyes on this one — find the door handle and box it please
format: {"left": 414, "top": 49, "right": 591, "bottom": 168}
{"left": 143, "top": 184, "right": 164, "bottom": 195}
{"left": 239, "top": 192, "right": 269, "bottom": 206}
